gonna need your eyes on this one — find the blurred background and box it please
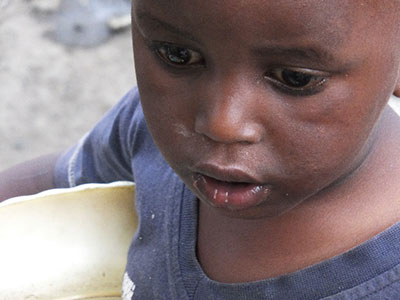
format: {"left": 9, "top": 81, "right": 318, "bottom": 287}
{"left": 0, "top": 0, "right": 136, "bottom": 170}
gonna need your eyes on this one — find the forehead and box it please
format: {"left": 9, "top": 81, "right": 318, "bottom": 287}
{"left": 133, "top": 0, "right": 399, "bottom": 48}
{"left": 137, "top": 1, "right": 346, "bottom": 44}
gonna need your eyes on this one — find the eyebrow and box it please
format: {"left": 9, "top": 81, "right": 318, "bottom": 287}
{"left": 134, "top": 10, "right": 200, "bottom": 43}
{"left": 251, "top": 46, "right": 336, "bottom": 64}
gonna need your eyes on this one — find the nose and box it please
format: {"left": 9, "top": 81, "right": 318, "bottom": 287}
{"left": 194, "top": 78, "right": 263, "bottom": 145}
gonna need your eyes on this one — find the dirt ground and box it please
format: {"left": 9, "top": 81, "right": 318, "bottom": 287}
{"left": 0, "top": 0, "right": 136, "bottom": 171}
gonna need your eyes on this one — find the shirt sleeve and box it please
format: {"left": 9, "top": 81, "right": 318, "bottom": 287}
{"left": 54, "top": 87, "right": 141, "bottom": 188}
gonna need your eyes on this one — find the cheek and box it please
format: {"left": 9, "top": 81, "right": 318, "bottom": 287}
{"left": 133, "top": 47, "right": 200, "bottom": 164}
{"left": 134, "top": 49, "right": 194, "bottom": 124}
{"left": 134, "top": 43, "right": 180, "bottom": 123}
{"left": 267, "top": 82, "right": 381, "bottom": 188}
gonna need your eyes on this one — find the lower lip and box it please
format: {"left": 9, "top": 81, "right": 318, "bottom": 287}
{"left": 192, "top": 174, "right": 271, "bottom": 210}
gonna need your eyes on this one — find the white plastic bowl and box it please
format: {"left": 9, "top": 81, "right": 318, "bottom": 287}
{"left": 0, "top": 181, "right": 137, "bottom": 299}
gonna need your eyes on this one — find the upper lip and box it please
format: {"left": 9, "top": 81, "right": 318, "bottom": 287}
{"left": 192, "top": 163, "right": 263, "bottom": 184}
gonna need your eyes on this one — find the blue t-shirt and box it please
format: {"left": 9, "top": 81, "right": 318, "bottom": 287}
{"left": 54, "top": 87, "right": 400, "bottom": 299}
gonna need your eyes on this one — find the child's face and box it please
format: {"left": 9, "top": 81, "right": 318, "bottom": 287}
{"left": 131, "top": 0, "right": 400, "bottom": 218}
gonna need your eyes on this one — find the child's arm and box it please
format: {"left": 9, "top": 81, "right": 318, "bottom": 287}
{"left": 0, "top": 88, "right": 140, "bottom": 203}
{"left": 0, "top": 153, "right": 60, "bottom": 202}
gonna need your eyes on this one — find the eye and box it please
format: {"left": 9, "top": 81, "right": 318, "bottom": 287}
{"left": 153, "top": 42, "right": 204, "bottom": 67}
{"left": 265, "top": 68, "right": 327, "bottom": 95}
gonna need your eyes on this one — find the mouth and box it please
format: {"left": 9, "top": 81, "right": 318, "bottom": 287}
{"left": 192, "top": 171, "right": 272, "bottom": 211}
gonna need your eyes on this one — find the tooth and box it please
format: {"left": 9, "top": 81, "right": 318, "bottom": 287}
{"left": 225, "top": 192, "right": 229, "bottom": 203}
{"left": 251, "top": 186, "right": 262, "bottom": 194}
{"left": 213, "top": 189, "right": 218, "bottom": 200}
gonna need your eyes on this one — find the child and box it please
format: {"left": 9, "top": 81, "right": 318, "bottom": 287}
{"left": 2, "top": 0, "right": 400, "bottom": 299}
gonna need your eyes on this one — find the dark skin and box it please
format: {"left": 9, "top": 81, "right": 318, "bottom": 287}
{"left": 131, "top": 0, "right": 400, "bottom": 282}
{"left": 0, "top": 154, "right": 58, "bottom": 202}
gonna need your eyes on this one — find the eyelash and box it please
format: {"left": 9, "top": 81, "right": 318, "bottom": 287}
{"left": 149, "top": 41, "right": 205, "bottom": 69}
{"left": 148, "top": 41, "right": 328, "bottom": 96}
{"left": 264, "top": 68, "right": 328, "bottom": 96}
